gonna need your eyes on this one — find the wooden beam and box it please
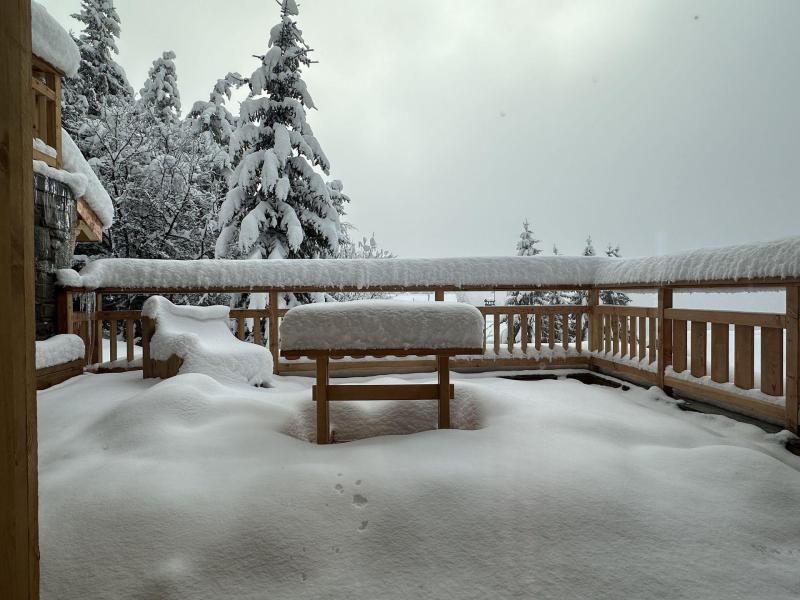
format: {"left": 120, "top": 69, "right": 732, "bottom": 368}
{"left": 313, "top": 384, "right": 455, "bottom": 402}
{"left": 75, "top": 198, "right": 103, "bottom": 243}
{"left": 316, "top": 356, "right": 330, "bottom": 444}
{"left": 786, "top": 286, "right": 799, "bottom": 433}
{"left": 0, "top": 0, "right": 39, "bottom": 597}
{"left": 437, "top": 355, "right": 450, "bottom": 429}
{"left": 664, "top": 308, "right": 785, "bottom": 329}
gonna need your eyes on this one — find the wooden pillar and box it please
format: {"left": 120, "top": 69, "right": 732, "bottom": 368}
{"left": 434, "top": 289, "right": 444, "bottom": 302}
{"left": 316, "top": 356, "right": 330, "bottom": 444}
{"left": 657, "top": 287, "right": 673, "bottom": 391}
{"left": 0, "top": 0, "right": 39, "bottom": 597}
{"left": 57, "top": 289, "right": 73, "bottom": 334}
{"left": 437, "top": 355, "right": 450, "bottom": 429}
{"left": 268, "top": 291, "right": 279, "bottom": 374}
{"left": 786, "top": 286, "right": 799, "bottom": 433}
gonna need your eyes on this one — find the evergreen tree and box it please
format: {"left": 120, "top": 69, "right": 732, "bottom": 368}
{"left": 216, "top": 0, "right": 344, "bottom": 263}
{"left": 331, "top": 225, "right": 395, "bottom": 301}
{"left": 63, "top": 0, "right": 132, "bottom": 132}
{"left": 572, "top": 235, "right": 596, "bottom": 341}
{"left": 506, "top": 220, "right": 545, "bottom": 345}
{"left": 140, "top": 51, "right": 181, "bottom": 125}
{"left": 601, "top": 244, "right": 632, "bottom": 306}
{"left": 188, "top": 73, "right": 243, "bottom": 146}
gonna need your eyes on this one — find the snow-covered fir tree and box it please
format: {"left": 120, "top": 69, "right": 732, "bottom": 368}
{"left": 506, "top": 220, "right": 545, "bottom": 344}
{"left": 188, "top": 73, "right": 243, "bottom": 146}
{"left": 63, "top": 0, "right": 132, "bottom": 132}
{"left": 331, "top": 225, "right": 395, "bottom": 301}
{"left": 140, "top": 51, "right": 181, "bottom": 125}
{"left": 601, "top": 244, "right": 632, "bottom": 306}
{"left": 215, "top": 0, "right": 345, "bottom": 265}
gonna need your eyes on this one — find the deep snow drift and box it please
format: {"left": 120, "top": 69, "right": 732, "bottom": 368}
{"left": 38, "top": 371, "right": 800, "bottom": 599}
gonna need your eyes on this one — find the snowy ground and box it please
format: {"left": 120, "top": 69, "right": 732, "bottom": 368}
{"left": 38, "top": 371, "right": 800, "bottom": 599}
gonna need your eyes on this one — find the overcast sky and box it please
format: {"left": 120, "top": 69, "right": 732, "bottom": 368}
{"left": 40, "top": 0, "right": 800, "bottom": 262}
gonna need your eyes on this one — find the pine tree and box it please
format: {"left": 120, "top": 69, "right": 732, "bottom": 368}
{"left": 188, "top": 73, "right": 243, "bottom": 146}
{"left": 506, "top": 220, "right": 545, "bottom": 345}
{"left": 601, "top": 244, "right": 632, "bottom": 306}
{"left": 140, "top": 51, "right": 181, "bottom": 125}
{"left": 63, "top": 0, "right": 132, "bottom": 131}
{"left": 572, "top": 235, "right": 596, "bottom": 341}
{"left": 216, "top": 0, "right": 344, "bottom": 263}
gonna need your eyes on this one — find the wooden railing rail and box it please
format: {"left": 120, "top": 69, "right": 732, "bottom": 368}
{"left": 57, "top": 283, "right": 800, "bottom": 433}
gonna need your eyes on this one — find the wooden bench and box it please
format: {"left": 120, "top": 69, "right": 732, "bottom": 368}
{"left": 279, "top": 301, "right": 485, "bottom": 444}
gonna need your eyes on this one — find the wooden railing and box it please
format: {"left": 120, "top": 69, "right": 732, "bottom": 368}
{"left": 57, "top": 283, "right": 800, "bottom": 433}
{"left": 31, "top": 56, "right": 61, "bottom": 167}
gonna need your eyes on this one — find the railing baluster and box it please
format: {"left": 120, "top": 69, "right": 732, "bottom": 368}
{"left": 604, "top": 314, "right": 611, "bottom": 354}
{"left": 109, "top": 319, "right": 117, "bottom": 362}
{"left": 629, "top": 316, "right": 637, "bottom": 360}
{"left": 126, "top": 319, "right": 134, "bottom": 363}
{"left": 493, "top": 313, "right": 500, "bottom": 355}
{"left": 638, "top": 316, "right": 647, "bottom": 361}
{"left": 690, "top": 321, "right": 707, "bottom": 378}
{"left": 520, "top": 314, "right": 528, "bottom": 353}
{"left": 648, "top": 315, "right": 657, "bottom": 364}
{"left": 535, "top": 312, "right": 542, "bottom": 351}
{"left": 620, "top": 314, "right": 628, "bottom": 357}
{"left": 562, "top": 312, "right": 569, "bottom": 351}
{"left": 760, "top": 327, "right": 783, "bottom": 396}
{"left": 507, "top": 314, "right": 514, "bottom": 353}
{"left": 254, "top": 315, "right": 263, "bottom": 345}
{"left": 673, "top": 320, "right": 687, "bottom": 373}
{"left": 575, "top": 312, "right": 583, "bottom": 353}
{"left": 611, "top": 314, "right": 619, "bottom": 356}
{"left": 548, "top": 313, "right": 555, "bottom": 349}
{"left": 710, "top": 323, "right": 729, "bottom": 383}
{"left": 734, "top": 324, "right": 754, "bottom": 390}
{"left": 237, "top": 316, "right": 246, "bottom": 340}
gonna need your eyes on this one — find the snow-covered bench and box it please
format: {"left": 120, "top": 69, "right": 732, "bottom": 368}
{"left": 280, "top": 300, "right": 485, "bottom": 443}
{"left": 141, "top": 296, "right": 272, "bottom": 386}
{"left": 36, "top": 334, "right": 85, "bottom": 390}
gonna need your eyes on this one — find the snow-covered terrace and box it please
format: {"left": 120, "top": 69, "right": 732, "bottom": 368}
{"left": 39, "top": 368, "right": 800, "bottom": 599}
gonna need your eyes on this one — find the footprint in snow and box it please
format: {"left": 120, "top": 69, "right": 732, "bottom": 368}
{"left": 334, "top": 483, "right": 344, "bottom": 494}
{"left": 352, "top": 493, "right": 367, "bottom": 508}
{"left": 355, "top": 479, "right": 362, "bottom": 486}
{"left": 358, "top": 520, "right": 369, "bottom": 532}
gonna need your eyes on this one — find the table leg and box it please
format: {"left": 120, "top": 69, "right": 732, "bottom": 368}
{"left": 316, "top": 356, "right": 330, "bottom": 444}
{"left": 437, "top": 355, "right": 450, "bottom": 429}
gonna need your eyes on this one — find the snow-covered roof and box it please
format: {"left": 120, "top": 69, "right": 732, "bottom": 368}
{"left": 31, "top": 1, "right": 80, "bottom": 77}
{"left": 61, "top": 129, "right": 114, "bottom": 229}
{"left": 56, "top": 237, "right": 800, "bottom": 291}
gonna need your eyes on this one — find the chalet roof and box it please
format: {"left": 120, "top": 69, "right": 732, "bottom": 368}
{"left": 31, "top": 1, "right": 80, "bottom": 77}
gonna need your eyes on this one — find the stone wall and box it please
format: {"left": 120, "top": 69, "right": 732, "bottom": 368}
{"left": 34, "top": 173, "right": 77, "bottom": 340}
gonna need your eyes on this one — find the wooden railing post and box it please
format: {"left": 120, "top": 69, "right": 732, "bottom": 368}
{"left": 91, "top": 292, "right": 103, "bottom": 364}
{"left": 657, "top": 287, "right": 673, "bottom": 391}
{"left": 434, "top": 289, "right": 444, "bottom": 302}
{"left": 268, "top": 291, "right": 279, "bottom": 374}
{"left": 141, "top": 317, "right": 154, "bottom": 378}
{"left": 57, "top": 289, "right": 73, "bottom": 334}
{"left": 785, "top": 286, "right": 799, "bottom": 433}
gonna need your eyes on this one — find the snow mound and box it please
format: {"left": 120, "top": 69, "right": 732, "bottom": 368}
{"left": 283, "top": 379, "right": 487, "bottom": 443}
{"left": 142, "top": 296, "right": 272, "bottom": 386}
{"left": 31, "top": 1, "right": 80, "bottom": 77}
{"left": 35, "top": 334, "right": 84, "bottom": 369}
{"left": 280, "top": 300, "right": 485, "bottom": 352}
{"left": 56, "top": 236, "right": 800, "bottom": 291}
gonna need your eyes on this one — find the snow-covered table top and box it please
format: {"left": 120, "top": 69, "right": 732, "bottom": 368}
{"left": 280, "top": 300, "right": 485, "bottom": 355}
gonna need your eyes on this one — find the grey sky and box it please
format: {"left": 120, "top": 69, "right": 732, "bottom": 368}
{"left": 40, "top": 0, "right": 800, "bottom": 262}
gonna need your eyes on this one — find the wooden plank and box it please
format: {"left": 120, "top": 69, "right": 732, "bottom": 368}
{"left": 620, "top": 314, "right": 628, "bottom": 357}
{"left": 587, "top": 289, "right": 599, "bottom": 351}
{"left": 664, "top": 376, "right": 785, "bottom": 424}
{"left": 590, "top": 356, "right": 659, "bottom": 385}
{"left": 535, "top": 312, "right": 542, "bottom": 351}
{"left": 786, "top": 286, "right": 799, "bottom": 433}
{"left": 126, "top": 319, "right": 134, "bottom": 362}
{"left": 760, "top": 327, "right": 783, "bottom": 396}
{"left": 648, "top": 316, "right": 657, "bottom": 364}
{"left": 0, "top": 1, "right": 38, "bottom": 596}
{"left": 710, "top": 323, "right": 729, "bottom": 383}
{"left": 657, "top": 288, "right": 673, "bottom": 388}
{"left": 269, "top": 292, "right": 280, "bottom": 373}
{"left": 92, "top": 292, "right": 103, "bottom": 364}
{"left": 30, "top": 77, "right": 55, "bottom": 100}
{"left": 628, "top": 316, "right": 637, "bottom": 360}
{"left": 575, "top": 313, "right": 583, "bottom": 353}
{"left": 507, "top": 314, "right": 514, "bottom": 352}
{"left": 734, "top": 325, "right": 754, "bottom": 390}
{"left": 75, "top": 197, "right": 103, "bottom": 242}
{"left": 438, "top": 355, "right": 450, "bottom": 429}
{"left": 520, "top": 314, "right": 528, "bottom": 353}
{"left": 52, "top": 75, "right": 61, "bottom": 166}
{"left": 493, "top": 313, "right": 500, "bottom": 354}
{"left": 593, "top": 306, "right": 658, "bottom": 317}
{"left": 316, "top": 357, "right": 330, "bottom": 444}
{"left": 638, "top": 316, "right": 647, "bottom": 361}
{"left": 109, "top": 319, "right": 117, "bottom": 362}
{"left": 611, "top": 314, "right": 619, "bottom": 356}
{"left": 236, "top": 316, "right": 246, "bottom": 340}
{"left": 282, "top": 347, "right": 484, "bottom": 359}
{"left": 36, "top": 359, "right": 84, "bottom": 391}
{"left": 31, "top": 148, "right": 55, "bottom": 166}
{"left": 253, "top": 317, "right": 262, "bottom": 345}
{"left": 664, "top": 308, "right": 785, "bottom": 329}
{"left": 673, "top": 320, "right": 687, "bottom": 373}
{"left": 314, "top": 384, "right": 455, "bottom": 402}
{"left": 548, "top": 314, "right": 555, "bottom": 349}
{"left": 434, "top": 289, "right": 444, "bottom": 302}
{"left": 57, "top": 290, "right": 73, "bottom": 334}
{"left": 690, "top": 321, "right": 707, "bottom": 378}
{"left": 603, "top": 314, "right": 611, "bottom": 353}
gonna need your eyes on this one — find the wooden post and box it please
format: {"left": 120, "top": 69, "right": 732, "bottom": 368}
{"left": 734, "top": 325, "right": 754, "bottom": 390}
{"left": 657, "top": 288, "right": 673, "bottom": 390}
{"left": 587, "top": 289, "right": 599, "bottom": 351}
{"left": 57, "top": 289, "right": 73, "bottom": 334}
{"left": 434, "top": 289, "right": 444, "bottom": 302}
{"left": 268, "top": 291, "right": 279, "bottom": 374}
{"left": 316, "top": 356, "right": 330, "bottom": 444}
{"left": 0, "top": 0, "right": 39, "bottom": 597}
{"left": 126, "top": 319, "right": 134, "bottom": 363}
{"left": 437, "top": 355, "right": 450, "bottom": 429}
{"left": 92, "top": 292, "right": 103, "bottom": 364}
{"left": 786, "top": 286, "right": 799, "bottom": 433}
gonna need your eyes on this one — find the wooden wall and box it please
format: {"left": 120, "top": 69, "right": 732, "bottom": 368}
{"left": 0, "top": 0, "right": 39, "bottom": 598}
